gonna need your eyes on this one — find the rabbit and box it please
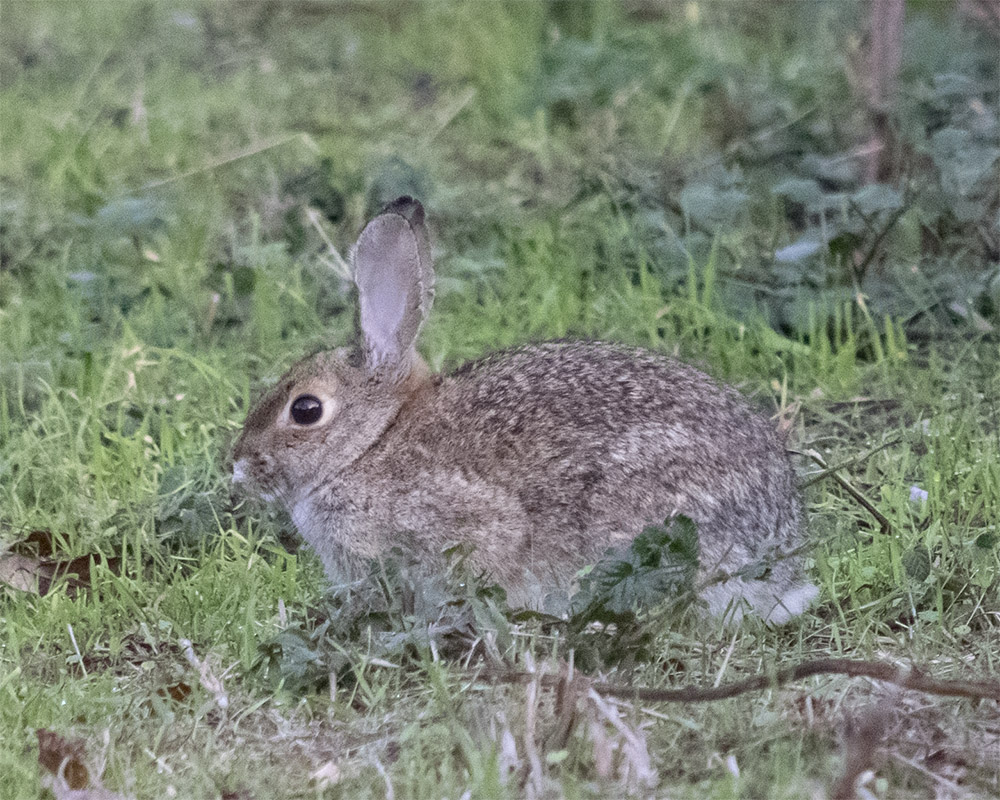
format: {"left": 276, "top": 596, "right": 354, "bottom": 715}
{"left": 232, "top": 196, "right": 818, "bottom": 623}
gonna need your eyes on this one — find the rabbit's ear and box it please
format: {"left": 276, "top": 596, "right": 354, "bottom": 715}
{"left": 353, "top": 197, "right": 434, "bottom": 381}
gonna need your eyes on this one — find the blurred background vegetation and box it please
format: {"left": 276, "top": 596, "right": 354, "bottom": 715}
{"left": 2, "top": 0, "right": 996, "bottom": 382}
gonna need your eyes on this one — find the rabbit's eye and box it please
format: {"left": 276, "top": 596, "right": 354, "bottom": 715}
{"left": 290, "top": 394, "right": 323, "bottom": 425}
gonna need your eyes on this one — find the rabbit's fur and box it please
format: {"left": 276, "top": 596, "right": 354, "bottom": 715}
{"left": 233, "top": 197, "right": 817, "bottom": 623}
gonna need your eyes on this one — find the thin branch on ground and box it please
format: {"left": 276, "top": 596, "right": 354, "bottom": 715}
{"left": 799, "top": 448, "right": 894, "bottom": 532}
{"left": 795, "top": 435, "right": 902, "bottom": 489}
{"left": 484, "top": 657, "right": 1000, "bottom": 705}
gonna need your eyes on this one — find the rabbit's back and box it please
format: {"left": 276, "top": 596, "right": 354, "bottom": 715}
{"left": 350, "top": 341, "right": 806, "bottom": 617}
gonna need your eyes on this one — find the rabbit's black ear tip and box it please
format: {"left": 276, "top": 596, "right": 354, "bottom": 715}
{"left": 382, "top": 196, "right": 424, "bottom": 225}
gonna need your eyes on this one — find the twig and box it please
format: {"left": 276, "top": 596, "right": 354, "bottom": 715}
{"left": 800, "top": 448, "right": 893, "bottom": 532}
{"left": 795, "top": 436, "right": 902, "bottom": 489}
{"left": 546, "top": 656, "right": 583, "bottom": 751}
{"left": 482, "top": 657, "right": 1000, "bottom": 705}
{"left": 849, "top": 196, "right": 911, "bottom": 282}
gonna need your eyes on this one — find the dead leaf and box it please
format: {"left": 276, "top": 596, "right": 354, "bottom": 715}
{"left": 0, "top": 529, "right": 120, "bottom": 596}
{"left": 37, "top": 729, "right": 90, "bottom": 790}
{"left": 17, "top": 528, "right": 59, "bottom": 557}
{"left": 158, "top": 682, "right": 192, "bottom": 703}
{"left": 37, "top": 729, "right": 134, "bottom": 800}
{"left": 0, "top": 552, "right": 45, "bottom": 592}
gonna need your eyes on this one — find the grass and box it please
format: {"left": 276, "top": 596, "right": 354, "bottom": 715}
{"left": 2, "top": 1, "right": 999, "bottom": 798}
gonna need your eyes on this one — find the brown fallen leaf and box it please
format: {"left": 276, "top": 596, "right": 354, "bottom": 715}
{"left": 37, "top": 729, "right": 90, "bottom": 790}
{"left": 220, "top": 789, "right": 255, "bottom": 800}
{"left": 157, "top": 681, "right": 193, "bottom": 703}
{"left": 0, "top": 528, "right": 120, "bottom": 596}
{"left": 17, "top": 528, "right": 60, "bottom": 557}
{"left": 37, "top": 728, "right": 134, "bottom": 800}
{"left": 0, "top": 552, "right": 45, "bottom": 593}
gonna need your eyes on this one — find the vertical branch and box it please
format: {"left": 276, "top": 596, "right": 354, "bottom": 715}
{"left": 864, "top": 0, "right": 905, "bottom": 183}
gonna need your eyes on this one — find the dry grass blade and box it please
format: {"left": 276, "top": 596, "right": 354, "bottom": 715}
{"left": 140, "top": 133, "right": 319, "bottom": 192}
{"left": 586, "top": 689, "right": 658, "bottom": 790}
{"left": 180, "top": 639, "right": 230, "bottom": 712}
{"left": 521, "top": 652, "right": 545, "bottom": 799}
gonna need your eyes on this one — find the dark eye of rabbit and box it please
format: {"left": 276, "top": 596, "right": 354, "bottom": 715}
{"left": 290, "top": 394, "right": 323, "bottom": 425}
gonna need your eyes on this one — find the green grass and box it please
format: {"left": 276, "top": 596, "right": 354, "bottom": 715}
{"left": 2, "top": 1, "right": 999, "bottom": 798}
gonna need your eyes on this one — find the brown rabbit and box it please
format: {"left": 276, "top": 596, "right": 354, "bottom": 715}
{"left": 232, "top": 197, "right": 817, "bottom": 623}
